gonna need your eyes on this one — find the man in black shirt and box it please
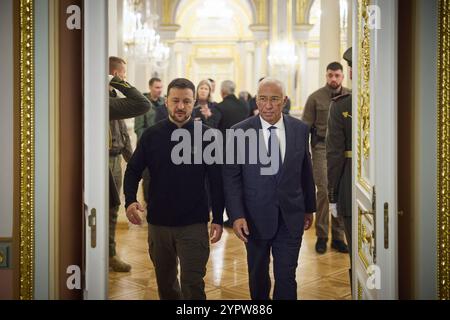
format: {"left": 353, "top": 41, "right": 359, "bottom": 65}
{"left": 123, "top": 78, "right": 224, "bottom": 300}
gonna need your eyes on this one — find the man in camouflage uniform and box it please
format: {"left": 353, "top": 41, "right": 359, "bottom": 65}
{"left": 326, "top": 47, "right": 353, "bottom": 286}
{"left": 109, "top": 56, "right": 151, "bottom": 272}
{"left": 109, "top": 119, "right": 133, "bottom": 272}
{"left": 302, "top": 62, "right": 350, "bottom": 254}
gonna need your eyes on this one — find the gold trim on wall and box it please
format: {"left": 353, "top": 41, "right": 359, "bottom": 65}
{"left": 357, "top": 0, "right": 372, "bottom": 193}
{"left": 162, "top": 0, "right": 176, "bottom": 25}
{"left": 358, "top": 206, "right": 374, "bottom": 270}
{"left": 357, "top": 280, "right": 363, "bottom": 300}
{"left": 437, "top": 0, "right": 450, "bottom": 301}
{"left": 295, "top": 0, "right": 308, "bottom": 25}
{"left": 18, "top": 0, "right": 35, "bottom": 300}
{"left": 253, "top": 0, "right": 268, "bottom": 25}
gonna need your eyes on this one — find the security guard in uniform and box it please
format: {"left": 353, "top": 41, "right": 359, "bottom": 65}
{"left": 326, "top": 47, "right": 353, "bottom": 287}
{"left": 302, "top": 62, "right": 351, "bottom": 254}
{"left": 109, "top": 56, "right": 151, "bottom": 272}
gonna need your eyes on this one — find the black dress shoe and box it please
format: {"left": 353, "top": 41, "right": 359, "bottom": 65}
{"left": 315, "top": 238, "right": 328, "bottom": 254}
{"left": 331, "top": 239, "right": 349, "bottom": 253}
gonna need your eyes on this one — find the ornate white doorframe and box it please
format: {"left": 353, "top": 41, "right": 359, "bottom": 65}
{"left": 352, "top": 0, "right": 398, "bottom": 299}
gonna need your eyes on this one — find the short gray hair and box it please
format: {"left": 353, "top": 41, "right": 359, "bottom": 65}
{"left": 257, "top": 77, "right": 286, "bottom": 97}
{"left": 221, "top": 80, "right": 236, "bottom": 95}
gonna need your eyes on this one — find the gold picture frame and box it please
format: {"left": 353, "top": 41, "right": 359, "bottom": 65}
{"left": 437, "top": 0, "right": 450, "bottom": 301}
{"left": 18, "top": 0, "right": 35, "bottom": 300}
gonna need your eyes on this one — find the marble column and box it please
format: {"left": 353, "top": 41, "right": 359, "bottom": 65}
{"left": 347, "top": 0, "right": 353, "bottom": 49}
{"left": 244, "top": 42, "right": 255, "bottom": 93}
{"left": 251, "top": 26, "right": 269, "bottom": 94}
{"left": 319, "top": 0, "right": 341, "bottom": 76}
{"left": 293, "top": 23, "right": 312, "bottom": 113}
{"left": 346, "top": 0, "right": 353, "bottom": 89}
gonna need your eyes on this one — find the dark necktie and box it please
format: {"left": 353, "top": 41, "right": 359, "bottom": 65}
{"left": 268, "top": 126, "right": 283, "bottom": 177}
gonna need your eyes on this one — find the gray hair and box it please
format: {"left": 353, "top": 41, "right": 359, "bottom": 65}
{"left": 221, "top": 80, "right": 236, "bottom": 95}
{"left": 257, "top": 77, "right": 286, "bottom": 97}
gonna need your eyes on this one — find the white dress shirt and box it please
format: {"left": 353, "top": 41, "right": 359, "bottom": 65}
{"left": 259, "top": 115, "right": 286, "bottom": 163}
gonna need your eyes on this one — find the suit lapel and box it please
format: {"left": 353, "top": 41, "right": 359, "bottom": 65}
{"left": 249, "top": 116, "right": 271, "bottom": 174}
{"left": 279, "top": 115, "right": 295, "bottom": 181}
{"left": 249, "top": 115, "right": 266, "bottom": 155}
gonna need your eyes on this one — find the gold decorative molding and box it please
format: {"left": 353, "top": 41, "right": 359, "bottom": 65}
{"left": 253, "top": 0, "right": 268, "bottom": 25}
{"left": 185, "top": 44, "right": 243, "bottom": 91}
{"left": 18, "top": 0, "right": 35, "bottom": 300}
{"left": 295, "top": 0, "right": 308, "bottom": 24}
{"left": 437, "top": 0, "right": 450, "bottom": 301}
{"left": 161, "top": 0, "right": 176, "bottom": 25}
{"left": 357, "top": 280, "right": 363, "bottom": 300}
{"left": 287, "top": 0, "right": 293, "bottom": 41}
{"left": 358, "top": 206, "right": 373, "bottom": 270}
{"left": 357, "top": 0, "right": 372, "bottom": 192}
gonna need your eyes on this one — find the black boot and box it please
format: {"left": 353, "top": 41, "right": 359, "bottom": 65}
{"left": 315, "top": 238, "right": 328, "bottom": 254}
{"left": 331, "top": 239, "right": 349, "bottom": 253}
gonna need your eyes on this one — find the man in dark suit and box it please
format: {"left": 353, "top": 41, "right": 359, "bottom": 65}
{"left": 213, "top": 80, "right": 249, "bottom": 227}
{"left": 223, "top": 77, "right": 316, "bottom": 300}
{"left": 214, "top": 80, "right": 249, "bottom": 136}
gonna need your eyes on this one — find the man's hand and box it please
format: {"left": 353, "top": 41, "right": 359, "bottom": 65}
{"left": 233, "top": 218, "right": 250, "bottom": 243}
{"left": 329, "top": 203, "right": 338, "bottom": 218}
{"left": 210, "top": 223, "right": 223, "bottom": 244}
{"left": 126, "top": 202, "right": 144, "bottom": 225}
{"left": 304, "top": 213, "right": 314, "bottom": 230}
{"left": 200, "top": 105, "right": 212, "bottom": 119}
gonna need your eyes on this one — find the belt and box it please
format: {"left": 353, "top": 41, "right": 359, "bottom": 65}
{"left": 345, "top": 151, "right": 352, "bottom": 158}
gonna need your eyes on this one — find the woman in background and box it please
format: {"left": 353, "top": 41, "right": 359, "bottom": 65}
{"left": 193, "top": 79, "right": 218, "bottom": 128}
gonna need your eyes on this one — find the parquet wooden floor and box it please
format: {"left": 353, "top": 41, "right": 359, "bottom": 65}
{"left": 109, "top": 219, "right": 352, "bottom": 300}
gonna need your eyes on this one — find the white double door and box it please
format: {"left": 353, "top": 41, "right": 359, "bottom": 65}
{"left": 83, "top": 0, "right": 108, "bottom": 300}
{"left": 352, "top": 0, "right": 398, "bottom": 299}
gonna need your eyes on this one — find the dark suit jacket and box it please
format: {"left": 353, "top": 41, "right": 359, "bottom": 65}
{"left": 214, "top": 95, "right": 249, "bottom": 134}
{"left": 223, "top": 115, "right": 316, "bottom": 239}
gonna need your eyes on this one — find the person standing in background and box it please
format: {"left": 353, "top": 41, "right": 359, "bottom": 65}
{"left": 134, "top": 77, "right": 165, "bottom": 140}
{"left": 192, "top": 79, "right": 218, "bottom": 128}
{"left": 326, "top": 48, "right": 353, "bottom": 288}
{"left": 109, "top": 56, "right": 150, "bottom": 272}
{"left": 302, "top": 62, "right": 350, "bottom": 255}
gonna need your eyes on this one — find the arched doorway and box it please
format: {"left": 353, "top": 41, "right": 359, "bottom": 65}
{"left": 171, "top": 0, "right": 256, "bottom": 101}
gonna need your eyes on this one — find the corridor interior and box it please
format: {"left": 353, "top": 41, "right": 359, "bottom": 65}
{"left": 108, "top": 0, "right": 352, "bottom": 300}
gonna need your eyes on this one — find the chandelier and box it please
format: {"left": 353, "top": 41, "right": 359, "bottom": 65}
{"left": 123, "top": 0, "right": 170, "bottom": 69}
{"left": 268, "top": 40, "right": 298, "bottom": 68}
